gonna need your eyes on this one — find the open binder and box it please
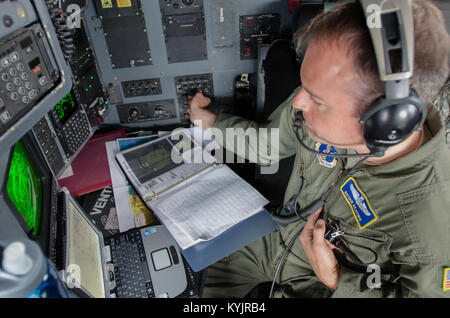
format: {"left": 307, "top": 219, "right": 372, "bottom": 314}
{"left": 115, "top": 129, "right": 278, "bottom": 271}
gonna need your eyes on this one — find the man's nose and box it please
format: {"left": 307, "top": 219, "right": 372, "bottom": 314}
{"left": 292, "top": 87, "right": 309, "bottom": 111}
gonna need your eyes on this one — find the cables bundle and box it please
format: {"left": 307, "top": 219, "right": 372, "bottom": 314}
{"left": 45, "top": 0, "right": 76, "bottom": 60}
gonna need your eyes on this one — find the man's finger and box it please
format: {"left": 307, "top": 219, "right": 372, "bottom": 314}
{"left": 325, "top": 240, "right": 337, "bottom": 250}
{"left": 312, "top": 219, "right": 330, "bottom": 250}
{"left": 300, "top": 206, "right": 323, "bottom": 244}
{"left": 303, "top": 206, "right": 323, "bottom": 231}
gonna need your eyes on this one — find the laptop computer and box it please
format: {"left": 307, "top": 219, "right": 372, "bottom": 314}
{"left": 59, "top": 187, "right": 200, "bottom": 298}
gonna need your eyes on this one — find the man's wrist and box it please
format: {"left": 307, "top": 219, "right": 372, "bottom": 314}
{"left": 191, "top": 110, "right": 217, "bottom": 130}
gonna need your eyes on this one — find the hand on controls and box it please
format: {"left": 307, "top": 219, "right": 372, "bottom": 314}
{"left": 187, "top": 91, "right": 216, "bottom": 130}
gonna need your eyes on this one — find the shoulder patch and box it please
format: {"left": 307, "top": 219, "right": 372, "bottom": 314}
{"left": 340, "top": 177, "right": 377, "bottom": 229}
{"left": 443, "top": 268, "right": 450, "bottom": 292}
{"left": 315, "top": 143, "right": 338, "bottom": 168}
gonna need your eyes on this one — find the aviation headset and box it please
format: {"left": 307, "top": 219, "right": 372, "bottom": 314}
{"left": 273, "top": 0, "right": 427, "bottom": 224}
{"left": 356, "top": 0, "right": 427, "bottom": 156}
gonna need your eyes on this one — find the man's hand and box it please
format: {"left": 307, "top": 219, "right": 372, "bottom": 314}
{"left": 187, "top": 91, "right": 217, "bottom": 130}
{"left": 299, "top": 207, "right": 340, "bottom": 291}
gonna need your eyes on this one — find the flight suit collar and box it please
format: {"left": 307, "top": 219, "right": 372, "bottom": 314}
{"left": 358, "top": 106, "right": 445, "bottom": 175}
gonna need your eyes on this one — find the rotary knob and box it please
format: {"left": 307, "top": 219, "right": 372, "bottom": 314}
{"left": 128, "top": 107, "right": 140, "bottom": 118}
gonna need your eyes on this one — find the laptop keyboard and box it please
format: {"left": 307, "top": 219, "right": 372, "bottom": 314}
{"left": 110, "top": 230, "right": 154, "bottom": 298}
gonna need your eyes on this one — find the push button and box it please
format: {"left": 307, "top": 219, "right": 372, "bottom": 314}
{"left": 10, "top": 52, "right": 19, "bottom": 62}
{"left": 169, "top": 245, "right": 179, "bottom": 264}
{"left": 0, "top": 111, "right": 11, "bottom": 123}
{"left": 1, "top": 57, "right": 10, "bottom": 68}
{"left": 28, "top": 89, "right": 37, "bottom": 99}
{"left": 39, "top": 76, "right": 48, "bottom": 86}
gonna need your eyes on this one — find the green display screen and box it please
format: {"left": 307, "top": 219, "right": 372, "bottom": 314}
{"left": 54, "top": 91, "right": 77, "bottom": 124}
{"left": 6, "top": 141, "right": 43, "bottom": 236}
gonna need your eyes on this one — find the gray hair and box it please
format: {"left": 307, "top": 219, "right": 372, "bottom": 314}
{"left": 294, "top": 0, "right": 450, "bottom": 112}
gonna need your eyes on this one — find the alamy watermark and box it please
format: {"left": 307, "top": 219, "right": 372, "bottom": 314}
{"left": 366, "top": 264, "right": 382, "bottom": 289}
{"left": 366, "top": 1, "right": 397, "bottom": 29}
{"left": 66, "top": 4, "right": 81, "bottom": 29}
{"left": 169, "top": 121, "right": 281, "bottom": 174}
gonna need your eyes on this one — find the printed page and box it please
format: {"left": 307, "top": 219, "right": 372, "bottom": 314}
{"left": 149, "top": 164, "right": 269, "bottom": 250}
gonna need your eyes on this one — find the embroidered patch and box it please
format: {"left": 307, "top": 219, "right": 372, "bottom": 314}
{"left": 315, "top": 143, "right": 338, "bottom": 168}
{"left": 443, "top": 268, "right": 450, "bottom": 292}
{"left": 340, "top": 177, "right": 377, "bottom": 229}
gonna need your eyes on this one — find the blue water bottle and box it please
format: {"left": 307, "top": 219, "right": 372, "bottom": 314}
{"left": 0, "top": 239, "right": 67, "bottom": 298}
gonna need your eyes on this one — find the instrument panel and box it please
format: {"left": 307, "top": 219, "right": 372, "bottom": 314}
{"left": 83, "top": 0, "right": 291, "bottom": 128}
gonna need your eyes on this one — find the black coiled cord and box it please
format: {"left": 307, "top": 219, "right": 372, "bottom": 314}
{"left": 45, "top": 0, "right": 76, "bottom": 60}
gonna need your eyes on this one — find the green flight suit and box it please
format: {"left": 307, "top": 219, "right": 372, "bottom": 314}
{"left": 432, "top": 79, "right": 450, "bottom": 148}
{"left": 203, "top": 86, "right": 450, "bottom": 298}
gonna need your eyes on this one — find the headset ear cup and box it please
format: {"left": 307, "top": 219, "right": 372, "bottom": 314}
{"left": 361, "top": 96, "right": 426, "bottom": 153}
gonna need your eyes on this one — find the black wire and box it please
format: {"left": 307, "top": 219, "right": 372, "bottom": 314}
{"left": 46, "top": 0, "right": 76, "bottom": 60}
{"left": 272, "top": 140, "right": 371, "bottom": 225}
{"left": 293, "top": 121, "right": 379, "bottom": 158}
{"left": 320, "top": 154, "right": 370, "bottom": 200}
{"left": 269, "top": 126, "right": 375, "bottom": 296}
{"left": 339, "top": 234, "right": 379, "bottom": 266}
{"left": 268, "top": 224, "right": 378, "bottom": 298}
{"left": 269, "top": 225, "right": 304, "bottom": 298}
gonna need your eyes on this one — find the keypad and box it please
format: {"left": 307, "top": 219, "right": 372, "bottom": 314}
{"left": 60, "top": 111, "right": 91, "bottom": 156}
{"left": 0, "top": 24, "right": 59, "bottom": 135}
{"left": 110, "top": 230, "right": 154, "bottom": 298}
{"left": 0, "top": 51, "right": 48, "bottom": 106}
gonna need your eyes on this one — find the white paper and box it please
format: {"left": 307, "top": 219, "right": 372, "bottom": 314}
{"left": 106, "top": 141, "right": 135, "bottom": 232}
{"left": 58, "top": 164, "right": 74, "bottom": 179}
{"left": 149, "top": 164, "right": 269, "bottom": 250}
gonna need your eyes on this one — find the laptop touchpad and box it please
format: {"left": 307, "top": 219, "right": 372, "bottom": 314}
{"left": 152, "top": 248, "right": 172, "bottom": 271}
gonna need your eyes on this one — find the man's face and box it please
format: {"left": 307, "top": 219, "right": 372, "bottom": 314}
{"left": 292, "top": 40, "right": 366, "bottom": 149}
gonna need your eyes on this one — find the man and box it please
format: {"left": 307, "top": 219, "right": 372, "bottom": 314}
{"left": 188, "top": 0, "right": 450, "bottom": 297}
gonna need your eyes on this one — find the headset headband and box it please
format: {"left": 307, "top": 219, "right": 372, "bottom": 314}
{"left": 358, "top": 0, "right": 426, "bottom": 154}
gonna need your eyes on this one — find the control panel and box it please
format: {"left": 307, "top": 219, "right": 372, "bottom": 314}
{"left": 72, "top": 67, "right": 107, "bottom": 127}
{"left": 49, "top": 94, "right": 92, "bottom": 158}
{"left": 69, "top": 19, "right": 108, "bottom": 127}
{"left": 239, "top": 13, "right": 281, "bottom": 60}
{"left": 117, "top": 99, "right": 177, "bottom": 124}
{"left": 0, "top": 24, "right": 59, "bottom": 136}
{"left": 122, "top": 78, "right": 162, "bottom": 98}
{"left": 159, "top": 0, "right": 207, "bottom": 63}
{"left": 93, "top": 0, "right": 152, "bottom": 69}
{"left": 32, "top": 91, "right": 93, "bottom": 179}
{"left": 175, "top": 73, "right": 214, "bottom": 123}
{"left": 84, "top": 0, "right": 289, "bottom": 129}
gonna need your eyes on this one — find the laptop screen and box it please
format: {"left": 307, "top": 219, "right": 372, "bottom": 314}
{"left": 121, "top": 138, "right": 183, "bottom": 184}
{"left": 66, "top": 195, "right": 106, "bottom": 298}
